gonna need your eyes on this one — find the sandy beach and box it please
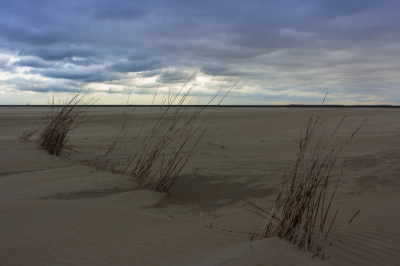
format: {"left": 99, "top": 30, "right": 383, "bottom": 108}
{"left": 1, "top": 106, "right": 399, "bottom": 265}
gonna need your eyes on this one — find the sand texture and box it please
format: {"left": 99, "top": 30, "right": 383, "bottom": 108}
{"left": 1, "top": 107, "right": 400, "bottom": 265}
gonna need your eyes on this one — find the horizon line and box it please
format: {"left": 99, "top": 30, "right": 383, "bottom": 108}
{"left": 1, "top": 104, "right": 399, "bottom": 108}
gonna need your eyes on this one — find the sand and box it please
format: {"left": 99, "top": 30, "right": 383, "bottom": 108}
{"left": 1, "top": 106, "right": 399, "bottom": 265}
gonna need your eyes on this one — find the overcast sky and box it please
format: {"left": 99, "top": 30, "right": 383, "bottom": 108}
{"left": 0, "top": 0, "right": 399, "bottom": 104}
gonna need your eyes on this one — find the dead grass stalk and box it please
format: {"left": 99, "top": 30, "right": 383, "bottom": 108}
{"left": 243, "top": 97, "right": 367, "bottom": 255}
{"left": 36, "top": 91, "right": 97, "bottom": 156}
{"left": 19, "top": 128, "right": 38, "bottom": 142}
{"left": 89, "top": 76, "right": 234, "bottom": 193}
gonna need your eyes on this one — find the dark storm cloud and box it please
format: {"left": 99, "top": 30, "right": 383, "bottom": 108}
{"left": 201, "top": 64, "right": 255, "bottom": 77}
{"left": 29, "top": 68, "right": 123, "bottom": 83}
{"left": 106, "top": 59, "right": 162, "bottom": 73}
{"left": 0, "top": 0, "right": 399, "bottom": 103}
{"left": 91, "top": 1, "right": 152, "bottom": 21}
{"left": 29, "top": 68, "right": 96, "bottom": 80}
{"left": 14, "top": 58, "right": 54, "bottom": 68}
{"left": 0, "top": 22, "right": 62, "bottom": 46}
{"left": 155, "top": 69, "right": 192, "bottom": 84}
{"left": 19, "top": 44, "right": 97, "bottom": 61}
{"left": 127, "top": 50, "right": 151, "bottom": 61}
{"left": 201, "top": 64, "right": 229, "bottom": 76}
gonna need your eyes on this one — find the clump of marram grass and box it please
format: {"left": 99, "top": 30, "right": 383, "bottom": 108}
{"left": 19, "top": 128, "right": 38, "bottom": 142}
{"left": 242, "top": 98, "right": 366, "bottom": 256}
{"left": 36, "top": 91, "right": 97, "bottom": 156}
{"left": 128, "top": 91, "right": 228, "bottom": 193}
{"left": 89, "top": 75, "right": 234, "bottom": 193}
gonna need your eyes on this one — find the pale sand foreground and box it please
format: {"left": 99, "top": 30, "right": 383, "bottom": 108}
{"left": 1, "top": 107, "right": 399, "bottom": 265}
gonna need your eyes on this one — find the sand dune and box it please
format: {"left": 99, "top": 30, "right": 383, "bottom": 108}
{"left": 1, "top": 107, "right": 399, "bottom": 265}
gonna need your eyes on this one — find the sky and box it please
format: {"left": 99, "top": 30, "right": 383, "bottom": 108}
{"left": 0, "top": 0, "right": 399, "bottom": 105}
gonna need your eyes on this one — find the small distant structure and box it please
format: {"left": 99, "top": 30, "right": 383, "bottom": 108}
{"left": 27, "top": 103, "right": 30, "bottom": 106}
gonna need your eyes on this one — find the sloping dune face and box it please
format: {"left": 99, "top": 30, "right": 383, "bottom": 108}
{"left": 1, "top": 107, "right": 400, "bottom": 265}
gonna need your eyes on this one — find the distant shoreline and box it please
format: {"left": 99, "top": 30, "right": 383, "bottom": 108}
{"left": 1, "top": 104, "right": 399, "bottom": 108}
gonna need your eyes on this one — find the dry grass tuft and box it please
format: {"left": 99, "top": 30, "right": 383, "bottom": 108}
{"left": 243, "top": 97, "right": 367, "bottom": 256}
{"left": 126, "top": 85, "right": 231, "bottom": 193}
{"left": 89, "top": 76, "right": 234, "bottom": 193}
{"left": 36, "top": 91, "right": 97, "bottom": 156}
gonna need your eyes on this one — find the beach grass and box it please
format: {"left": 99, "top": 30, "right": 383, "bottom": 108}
{"left": 89, "top": 76, "right": 234, "bottom": 193}
{"left": 242, "top": 99, "right": 367, "bottom": 255}
{"left": 36, "top": 91, "right": 97, "bottom": 156}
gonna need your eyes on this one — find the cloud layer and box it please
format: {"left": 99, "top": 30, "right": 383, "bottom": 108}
{"left": 0, "top": 0, "right": 399, "bottom": 104}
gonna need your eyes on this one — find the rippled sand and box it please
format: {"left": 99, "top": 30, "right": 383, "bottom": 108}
{"left": 1, "top": 107, "right": 399, "bottom": 265}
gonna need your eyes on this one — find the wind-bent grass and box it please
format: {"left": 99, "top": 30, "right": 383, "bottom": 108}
{"left": 36, "top": 91, "right": 97, "bottom": 156}
{"left": 90, "top": 76, "right": 234, "bottom": 193}
{"left": 19, "top": 128, "right": 38, "bottom": 142}
{"left": 243, "top": 98, "right": 367, "bottom": 255}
